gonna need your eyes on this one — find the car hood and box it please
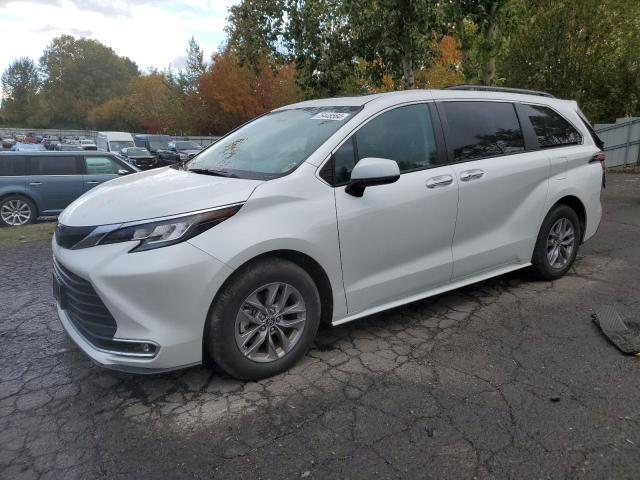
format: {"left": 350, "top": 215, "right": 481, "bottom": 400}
{"left": 59, "top": 167, "right": 263, "bottom": 226}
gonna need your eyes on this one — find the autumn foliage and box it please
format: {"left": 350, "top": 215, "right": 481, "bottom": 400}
{"left": 197, "top": 50, "right": 300, "bottom": 134}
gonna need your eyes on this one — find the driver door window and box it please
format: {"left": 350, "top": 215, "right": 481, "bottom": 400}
{"left": 330, "top": 104, "right": 438, "bottom": 185}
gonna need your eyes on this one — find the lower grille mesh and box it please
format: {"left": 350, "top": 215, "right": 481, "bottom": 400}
{"left": 53, "top": 258, "right": 117, "bottom": 340}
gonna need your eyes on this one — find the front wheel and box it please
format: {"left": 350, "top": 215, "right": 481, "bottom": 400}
{"left": 204, "top": 258, "right": 321, "bottom": 380}
{"left": 531, "top": 204, "right": 581, "bottom": 280}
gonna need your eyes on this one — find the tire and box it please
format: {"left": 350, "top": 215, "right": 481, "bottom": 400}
{"left": 0, "top": 195, "right": 37, "bottom": 227}
{"left": 204, "top": 258, "right": 321, "bottom": 380}
{"left": 531, "top": 204, "right": 581, "bottom": 280}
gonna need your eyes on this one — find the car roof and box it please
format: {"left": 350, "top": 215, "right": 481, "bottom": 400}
{"left": 276, "top": 88, "right": 575, "bottom": 111}
{"left": 134, "top": 134, "right": 171, "bottom": 139}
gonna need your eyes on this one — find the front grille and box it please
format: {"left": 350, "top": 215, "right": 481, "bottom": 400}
{"left": 55, "top": 224, "right": 96, "bottom": 249}
{"left": 53, "top": 258, "right": 117, "bottom": 340}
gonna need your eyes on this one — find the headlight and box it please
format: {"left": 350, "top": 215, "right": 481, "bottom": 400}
{"left": 73, "top": 204, "right": 242, "bottom": 252}
{"left": 179, "top": 153, "right": 188, "bottom": 160}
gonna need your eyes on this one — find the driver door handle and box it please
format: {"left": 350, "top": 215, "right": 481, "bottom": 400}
{"left": 426, "top": 175, "right": 454, "bottom": 189}
{"left": 460, "top": 169, "right": 485, "bottom": 182}
{"left": 86, "top": 181, "right": 100, "bottom": 184}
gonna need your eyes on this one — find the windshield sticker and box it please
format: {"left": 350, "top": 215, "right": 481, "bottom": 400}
{"left": 311, "top": 112, "right": 350, "bottom": 121}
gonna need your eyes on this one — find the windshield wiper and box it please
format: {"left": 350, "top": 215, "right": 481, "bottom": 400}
{"left": 188, "top": 168, "right": 238, "bottom": 178}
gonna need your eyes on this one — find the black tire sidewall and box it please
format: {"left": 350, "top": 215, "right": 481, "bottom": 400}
{"left": 205, "top": 258, "right": 321, "bottom": 380}
{"left": 532, "top": 205, "right": 581, "bottom": 280}
{"left": 0, "top": 195, "right": 37, "bottom": 227}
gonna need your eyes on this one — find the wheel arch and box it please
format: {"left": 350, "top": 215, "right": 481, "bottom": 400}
{"left": 228, "top": 249, "right": 334, "bottom": 326}
{"left": 552, "top": 195, "right": 587, "bottom": 243}
{"left": 202, "top": 248, "right": 335, "bottom": 367}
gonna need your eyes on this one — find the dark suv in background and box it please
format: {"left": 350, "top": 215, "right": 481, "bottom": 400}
{"left": 133, "top": 134, "right": 180, "bottom": 166}
{"left": 0, "top": 151, "right": 136, "bottom": 226}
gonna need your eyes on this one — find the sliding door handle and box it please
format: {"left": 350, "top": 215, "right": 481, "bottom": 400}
{"left": 460, "top": 169, "right": 485, "bottom": 182}
{"left": 426, "top": 175, "right": 454, "bottom": 188}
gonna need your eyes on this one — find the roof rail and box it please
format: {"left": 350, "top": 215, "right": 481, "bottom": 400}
{"left": 443, "top": 85, "right": 555, "bottom": 98}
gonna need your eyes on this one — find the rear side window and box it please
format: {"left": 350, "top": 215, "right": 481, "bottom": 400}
{"left": 30, "top": 156, "right": 79, "bottom": 175}
{"left": 441, "top": 101, "right": 525, "bottom": 161}
{"left": 85, "top": 156, "right": 122, "bottom": 174}
{"left": 520, "top": 104, "right": 582, "bottom": 148}
{"left": 0, "top": 156, "right": 27, "bottom": 176}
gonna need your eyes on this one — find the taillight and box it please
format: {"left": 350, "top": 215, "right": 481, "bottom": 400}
{"left": 590, "top": 152, "right": 606, "bottom": 188}
{"left": 590, "top": 152, "right": 606, "bottom": 165}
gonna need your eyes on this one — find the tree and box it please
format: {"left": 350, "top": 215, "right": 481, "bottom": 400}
{"left": 347, "top": 0, "right": 441, "bottom": 89}
{"left": 445, "top": 0, "right": 521, "bottom": 85}
{"left": 0, "top": 58, "right": 42, "bottom": 126}
{"left": 178, "top": 37, "right": 207, "bottom": 93}
{"left": 39, "top": 35, "right": 139, "bottom": 127}
{"left": 198, "top": 48, "right": 300, "bottom": 134}
{"left": 500, "top": 0, "right": 640, "bottom": 122}
{"left": 129, "top": 74, "right": 175, "bottom": 133}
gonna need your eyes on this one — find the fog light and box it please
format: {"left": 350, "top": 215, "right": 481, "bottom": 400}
{"left": 142, "top": 343, "right": 151, "bottom": 353}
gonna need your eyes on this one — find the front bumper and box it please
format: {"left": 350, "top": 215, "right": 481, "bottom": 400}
{"left": 53, "top": 238, "right": 233, "bottom": 372}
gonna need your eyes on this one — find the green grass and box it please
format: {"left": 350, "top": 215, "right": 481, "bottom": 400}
{"left": 0, "top": 221, "right": 56, "bottom": 247}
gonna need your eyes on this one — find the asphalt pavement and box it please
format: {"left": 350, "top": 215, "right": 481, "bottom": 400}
{"left": 1, "top": 173, "right": 639, "bottom": 479}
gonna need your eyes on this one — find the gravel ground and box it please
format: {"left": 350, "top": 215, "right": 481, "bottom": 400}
{"left": 1, "top": 173, "right": 639, "bottom": 480}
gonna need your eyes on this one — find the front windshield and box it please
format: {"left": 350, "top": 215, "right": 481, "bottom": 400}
{"left": 188, "top": 106, "right": 361, "bottom": 180}
{"left": 110, "top": 140, "right": 134, "bottom": 151}
{"left": 175, "top": 141, "right": 200, "bottom": 151}
{"left": 149, "top": 140, "right": 170, "bottom": 150}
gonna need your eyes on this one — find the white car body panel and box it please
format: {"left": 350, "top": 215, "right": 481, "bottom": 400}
{"left": 334, "top": 164, "right": 458, "bottom": 314}
{"left": 52, "top": 89, "right": 604, "bottom": 372}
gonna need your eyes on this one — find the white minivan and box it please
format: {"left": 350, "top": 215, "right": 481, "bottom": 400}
{"left": 52, "top": 87, "right": 605, "bottom": 379}
{"left": 96, "top": 131, "right": 135, "bottom": 153}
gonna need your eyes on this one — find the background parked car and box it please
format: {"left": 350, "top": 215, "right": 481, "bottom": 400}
{"left": 96, "top": 131, "right": 135, "bottom": 153}
{"left": 168, "top": 140, "right": 203, "bottom": 161}
{"left": 120, "top": 147, "right": 157, "bottom": 169}
{"left": 134, "top": 134, "right": 180, "bottom": 166}
{"left": 55, "top": 144, "right": 85, "bottom": 151}
{"left": 80, "top": 139, "right": 97, "bottom": 150}
{"left": 2, "top": 138, "right": 17, "bottom": 149}
{"left": 10, "top": 142, "right": 46, "bottom": 151}
{"left": 0, "top": 151, "right": 137, "bottom": 226}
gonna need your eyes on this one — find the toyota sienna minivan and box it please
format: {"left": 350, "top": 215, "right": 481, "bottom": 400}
{"left": 52, "top": 87, "right": 605, "bottom": 379}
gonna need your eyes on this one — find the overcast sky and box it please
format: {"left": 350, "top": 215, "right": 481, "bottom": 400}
{"left": 0, "top": 0, "right": 239, "bottom": 76}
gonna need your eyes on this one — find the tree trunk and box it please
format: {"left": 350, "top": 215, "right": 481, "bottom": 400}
{"left": 480, "top": 3, "right": 499, "bottom": 86}
{"left": 402, "top": 53, "right": 415, "bottom": 89}
{"left": 457, "top": 18, "right": 472, "bottom": 82}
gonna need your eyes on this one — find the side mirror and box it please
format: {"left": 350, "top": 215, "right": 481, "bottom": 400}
{"left": 117, "top": 169, "right": 130, "bottom": 175}
{"left": 345, "top": 157, "right": 400, "bottom": 197}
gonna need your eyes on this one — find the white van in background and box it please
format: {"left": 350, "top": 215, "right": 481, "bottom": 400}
{"left": 96, "top": 132, "right": 135, "bottom": 153}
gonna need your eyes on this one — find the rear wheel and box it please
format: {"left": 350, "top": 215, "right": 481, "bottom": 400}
{"left": 0, "top": 195, "right": 36, "bottom": 227}
{"left": 531, "top": 204, "right": 581, "bottom": 280}
{"left": 204, "top": 258, "right": 321, "bottom": 380}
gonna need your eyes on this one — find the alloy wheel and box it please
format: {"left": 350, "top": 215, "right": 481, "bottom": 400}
{"left": 0, "top": 199, "right": 32, "bottom": 226}
{"left": 546, "top": 217, "right": 575, "bottom": 269}
{"left": 234, "top": 282, "right": 307, "bottom": 363}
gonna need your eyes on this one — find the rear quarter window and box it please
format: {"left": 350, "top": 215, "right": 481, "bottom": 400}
{"left": 520, "top": 104, "right": 582, "bottom": 148}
